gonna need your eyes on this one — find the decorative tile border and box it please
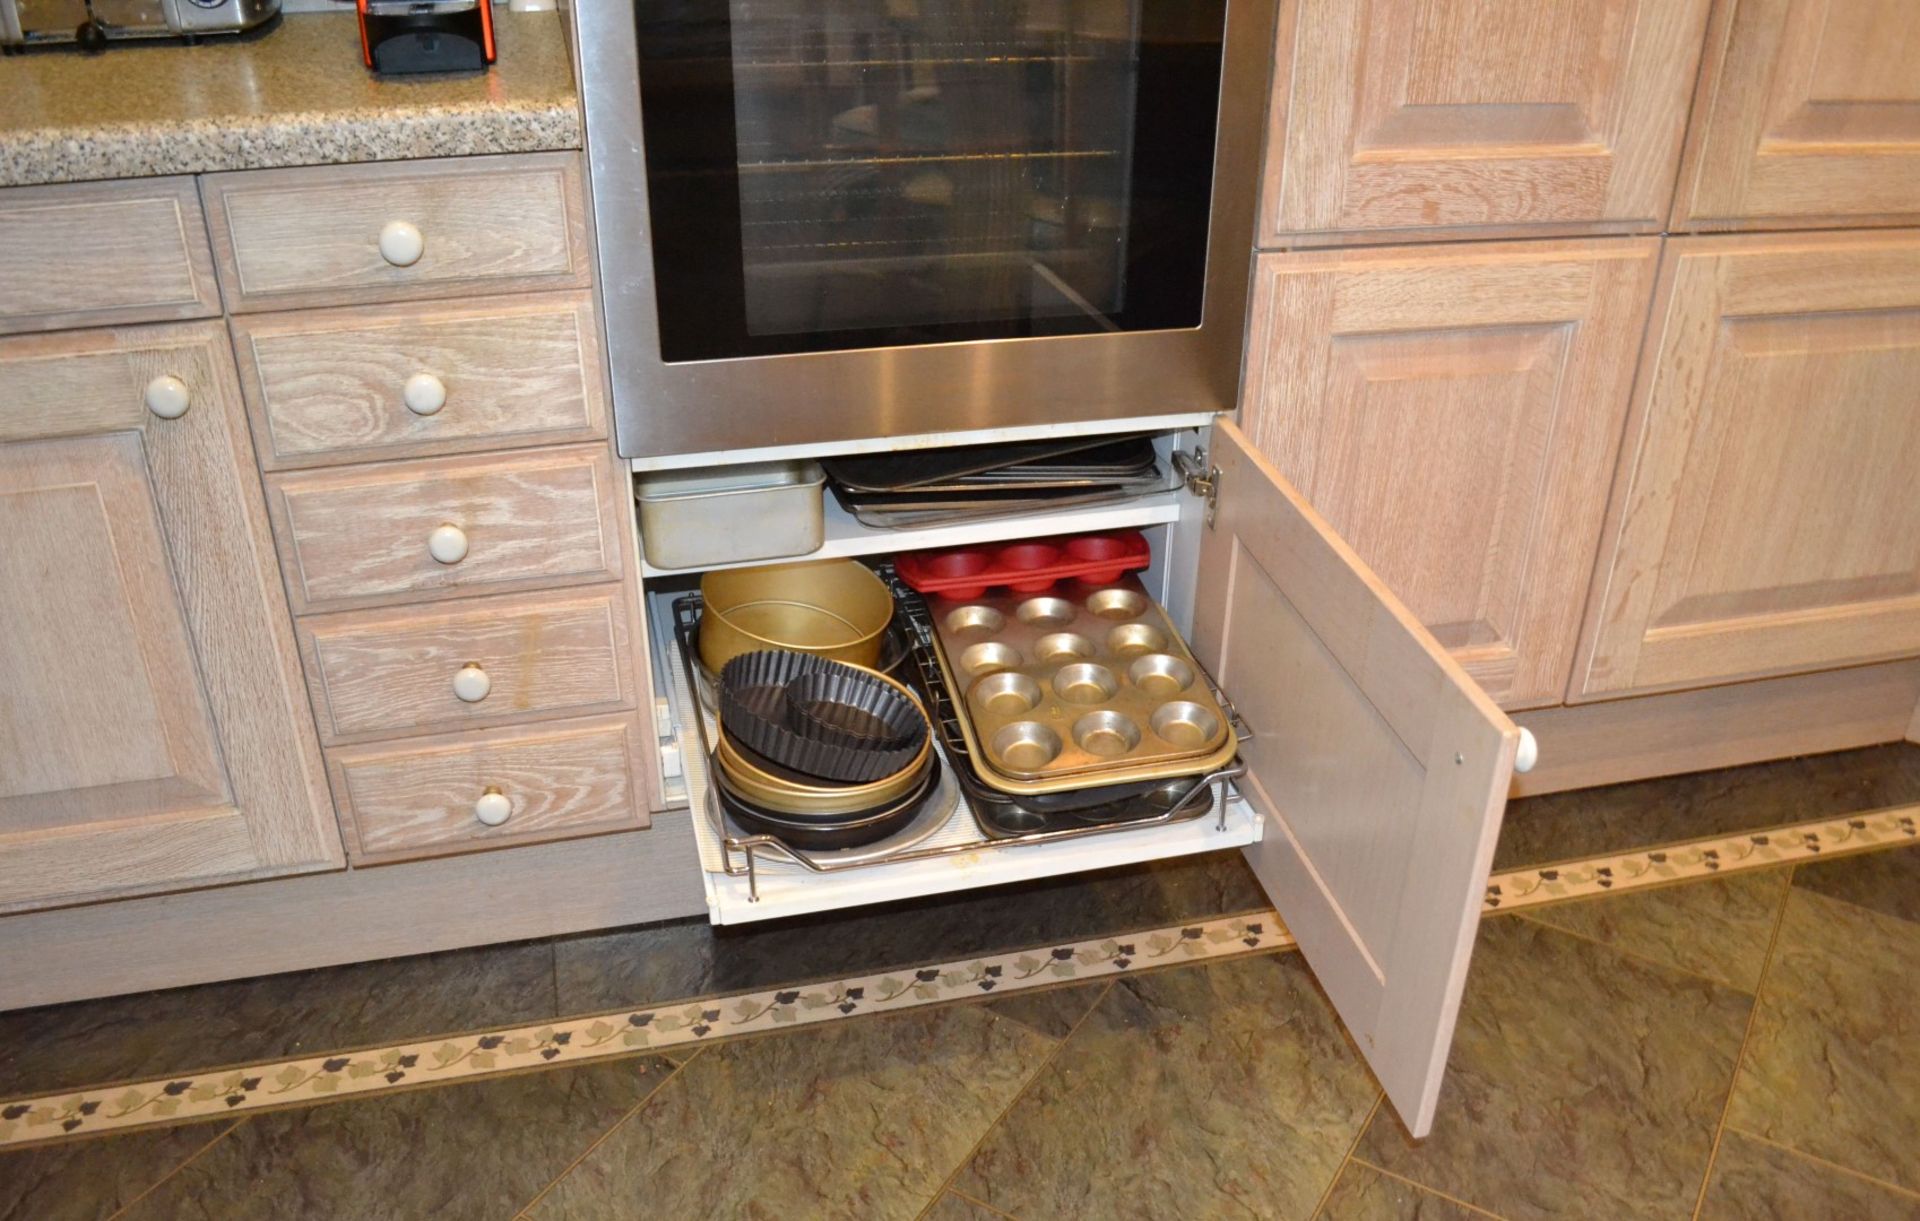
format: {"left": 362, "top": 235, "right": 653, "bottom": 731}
{"left": 1483, "top": 804, "right": 1918, "bottom": 912}
{"left": 0, "top": 914, "right": 1280, "bottom": 1149}
{"left": 3, "top": 803, "right": 1914, "bottom": 1151}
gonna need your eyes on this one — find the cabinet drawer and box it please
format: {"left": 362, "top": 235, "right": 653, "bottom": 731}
{"left": 327, "top": 714, "right": 648, "bottom": 863}
{"left": 202, "top": 153, "right": 590, "bottom": 313}
{"left": 266, "top": 445, "right": 625, "bottom": 614}
{"left": 0, "top": 179, "right": 219, "bottom": 335}
{"left": 298, "top": 585, "right": 636, "bottom": 744}
{"left": 233, "top": 293, "right": 608, "bottom": 469}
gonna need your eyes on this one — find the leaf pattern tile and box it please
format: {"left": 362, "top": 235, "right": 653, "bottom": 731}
{"left": 551, "top": 850, "right": 1268, "bottom": 1015}
{"left": 1725, "top": 884, "right": 1920, "bottom": 1193}
{"left": 523, "top": 995, "right": 1062, "bottom": 1220}
{"left": 1790, "top": 841, "right": 1920, "bottom": 925}
{"left": 1493, "top": 743, "right": 1920, "bottom": 871}
{"left": 1356, "top": 918, "right": 1752, "bottom": 1220}
{"left": 1317, "top": 1162, "right": 1499, "bottom": 1220}
{"left": 1516, "top": 868, "right": 1789, "bottom": 992}
{"left": 0, "top": 1119, "right": 233, "bottom": 1221}
{"left": 952, "top": 955, "right": 1379, "bottom": 1220}
{"left": 114, "top": 1057, "right": 674, "bottom": 1221}
{"left": 1698, "top": 1130, "right": 1920, "bottom": 1220}
{"left": 0, "top": 940, "right": 558, "bottom": 1099}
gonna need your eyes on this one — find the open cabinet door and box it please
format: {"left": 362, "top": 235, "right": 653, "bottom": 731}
{"left": 1189, "top": 421, "right": 1518, "bottom": 1138}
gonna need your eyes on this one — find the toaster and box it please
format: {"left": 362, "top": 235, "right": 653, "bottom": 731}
{"left": 1, "top": 0, "right": 279, "bottom": 48}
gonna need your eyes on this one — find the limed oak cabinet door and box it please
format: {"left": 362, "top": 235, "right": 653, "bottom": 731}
{"left": 1240, "top": 239, "right": 1659, "bottom": 708}
{"left": 1575, "top": 231, "right": 1920, "bottom": 699}
{"left": 1674, "top": 0, "right": 1920, "bottom": 230}
{"left": 1262, "top": 0, "right": 1711, "bottom": 244}
{"left": 0, "top": 323, "right": 341, "bottom": 912}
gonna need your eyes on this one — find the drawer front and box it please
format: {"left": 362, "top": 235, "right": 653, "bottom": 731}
{"left": 299, "top": 585, "right": 635, "bottom": 743}
{"left": 0, "top": 179, "right": 219, "bottom": 335}
{"left": 327, "top": 714, "right": 647, "bottom": 862}
{"left": 234, "top": 293, "right": 608, "bottom": 469}
{"left": 202, "top": 153, "right": 590, "bottom": 313}
{"left": 267, "top": 445, "right": 625, "bottom": 614}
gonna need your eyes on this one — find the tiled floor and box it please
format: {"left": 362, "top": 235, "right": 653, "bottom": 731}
{"left": 3, "top": 746, "right": 1919, "bottom": 1219}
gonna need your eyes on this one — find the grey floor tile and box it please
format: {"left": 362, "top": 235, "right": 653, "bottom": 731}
{"left": 0, "top": 1120, "right": 232, "bottom": 1221}
{"left": 551, "top": 850, "right": 1269, "bottom": 1015}
{"left": 1699, "top": 1130, "right": 1920, "bottom": 1220}
{"left": 1357, "top": 918, "right": 1752, "bottom": 1220}
{"left": 1726, "top": 885, "right": 1920, "bottom": 1193}
{"left": 954, "top": 955, "right": 1378, "bottom": 1221}
{"left": 1517, "top": 868, "right": 1789, "bottom": 992}
{"left": 116, "top": 1057, "right": 674, "bottom": 1221}
{"left": 973, "top": 981, "right": 1108, "bottom": 1042}
{"left": 0, "top": 940, "right": 557, "bottom": 1100}
{"left": 1791, "top": 841, "right": 1920, "bottom": 925}
{"left": 524, "top": 994, "right": 1062, "bottom": 1220}
{"left": 1319, "top": 1162, "right": 1497, "bottom": 1221}
{"left": 1493, "top": 744, "right": 1920, "bottom": 871}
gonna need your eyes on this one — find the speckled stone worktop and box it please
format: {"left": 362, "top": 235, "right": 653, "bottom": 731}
{"left": 0, "top": 9, "right": 580, "bottom": 189}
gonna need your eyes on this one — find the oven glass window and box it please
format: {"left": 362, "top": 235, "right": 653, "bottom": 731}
{"left": 634, "top": 0, "right": 1227, "bottom": 362}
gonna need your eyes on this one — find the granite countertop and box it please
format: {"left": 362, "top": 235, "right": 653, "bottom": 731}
{"left": 0, "top": 9, "right": 581, "bottom": 189}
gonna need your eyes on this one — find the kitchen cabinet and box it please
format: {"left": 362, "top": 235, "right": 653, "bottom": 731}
{"left": 0, "top": 322, "right": 341, "bottom": 912}
{"left": 1239, "top": 239, "right": 1658, "bottom": 708}
{"left": 1575, "top": 230, "right": 1920, "bottom": 699}
{"left": 1674, "top": 0, "right": 1920, "bottom": 230}
{"left": 646, "top": 421, "right": 1521, "bottom": 1137}
{"left": 1260, "top": 0, "right": 1710, "bottom": 245}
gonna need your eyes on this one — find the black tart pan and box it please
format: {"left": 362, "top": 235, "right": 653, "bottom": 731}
{"left": 719, "top": 650, "right": 928, "bottom": 783}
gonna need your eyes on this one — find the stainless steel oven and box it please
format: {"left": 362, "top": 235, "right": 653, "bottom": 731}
{"left": 574, "top": 0, "right": 1277, "bottom": 459}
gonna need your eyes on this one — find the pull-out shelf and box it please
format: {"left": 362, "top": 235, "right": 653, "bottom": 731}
{"left": 646, "top": 590, "right": 1263, "bottom": 926}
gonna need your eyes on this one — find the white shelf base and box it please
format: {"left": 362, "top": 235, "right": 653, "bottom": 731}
{"left": 647, "top": 592, "right": 1261, "bottom": 926}
{"left": 640, "top": 487, "right": 1185, "bottom": 578}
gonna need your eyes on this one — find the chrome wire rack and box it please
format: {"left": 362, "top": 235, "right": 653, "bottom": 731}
{"left": 670, "top": 571, "right": 1248, "bottom": 902}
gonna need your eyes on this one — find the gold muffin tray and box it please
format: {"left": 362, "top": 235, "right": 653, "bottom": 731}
{"left": 927, "top": 577, "right": 1238, "bottom": 796}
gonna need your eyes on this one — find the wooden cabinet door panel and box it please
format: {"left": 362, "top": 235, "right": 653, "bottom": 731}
{"left": 1191, "top": 420, "right": 1518, "bottom": 1138}
{"left": 1241, "top": 240, "right": 1658, "bottom": 708}
{"left": 1675, "top": 0, "right": 1920, "bottom": 228}
{"left": 1263, "top": 0, "right": 1710, "bottom": 243}
{"left": 1576, "top": 231, "right": 1920, "bottom": 698}
{"left": 0, "top": 324, "right": 341, "bottom": 911}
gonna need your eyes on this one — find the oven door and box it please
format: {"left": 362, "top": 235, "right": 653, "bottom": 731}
{"left": 576, "top": 0, "right": 1275, "bottom": 459}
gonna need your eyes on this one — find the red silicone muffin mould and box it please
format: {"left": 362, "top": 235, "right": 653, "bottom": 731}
{"left": 895, "top": 531, "right": 1151, "bottom": 598}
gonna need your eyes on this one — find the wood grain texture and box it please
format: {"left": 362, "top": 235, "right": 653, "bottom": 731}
{"left": 0, "top": 178, "right": 219, "bottom": 335}
{"left": 1239, "top": 239, "right": 1659, "bottom": 709}
{"left": 297, "top": 584, "right": 635, "bottom": 744}
{"left": 0, "top": 323, "right": 340, "bottom": 913}
{"left": 0, "top": 815, "right": 703, "bottom": 1010}
{"left": 1673, "top": 0, "right": 1920, "bottom": 229}
{"left": 1189, "top": 420, "right": 1517, "bottom": 1139}
{"left": 200, "top": 152, "right": 590, "bottom": 313}
{"left": 326, "top": 713, "right": 649, "bottom": 864}
{"left": 230, "top": 292, "right": 608, "bottom": 470}
{"left": 265, "top": 443, "right": 625, "bottom": 614}
{"left": 1261, "top": 0, "right": 1711, "bottom": 244}
{"left": 1575, "top": 230, "right": 1920, "bottom": 700}
{"left": 1514, "top": 660, "right": 1920, "bottom": 796}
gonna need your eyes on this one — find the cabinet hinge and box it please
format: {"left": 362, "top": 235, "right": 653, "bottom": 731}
{"left": 1173, "top": 447, "right": 1221, "bottom": 528}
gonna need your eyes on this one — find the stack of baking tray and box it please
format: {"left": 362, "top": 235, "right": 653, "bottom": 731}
{"left": 882, "top": 567, "right": 1237, "bottom": 840}
{"left": 824, "top": 434, "right": 1167, "bottom": 530}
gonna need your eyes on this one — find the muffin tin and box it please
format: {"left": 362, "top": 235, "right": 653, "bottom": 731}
{"left": 896, "top": 532, "right": 1151, "bottom": 599}
{"left": 927, "top": 575, "right": 1238, "bottom": 794}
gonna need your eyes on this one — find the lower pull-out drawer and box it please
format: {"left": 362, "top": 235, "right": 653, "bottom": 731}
{"left": 327, "top": 713, "right": 649, "bottom": 863}
{"left": 297, "top": 585, "right": 637, "bottom": 744}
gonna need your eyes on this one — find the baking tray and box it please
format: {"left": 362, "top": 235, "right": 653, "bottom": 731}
{"left": 823, "top": 434, "right": 1157, "bottom": 493}
{"left": 926, "top": 576, "right": 1238, "bottom": 794}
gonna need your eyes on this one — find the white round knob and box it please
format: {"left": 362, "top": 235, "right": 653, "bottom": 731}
{"left": 474, "top": 787, "right": 512, "bottom": 827}
{"left": 378, "top": 220, "right": 425, "bottom": 267}
{"left": 403, "top": 372, "right": 447, "bottom": 416}
{"left": 452, "top": 662, "right": 492, "bottom": 703}
{"left": 427, "top": 523, "right": 468, "bottom": 565}
{"left": 1514, "top": 727, "right": 1539, "bottom": 775}
{"left": 144, "top": 375, "right": 191, "bottom": 419}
